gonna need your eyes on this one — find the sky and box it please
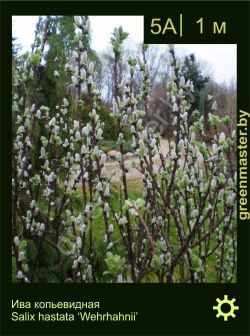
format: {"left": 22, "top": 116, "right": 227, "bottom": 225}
{"left": 12, "top": 16, "right": 236, "bottom": 84}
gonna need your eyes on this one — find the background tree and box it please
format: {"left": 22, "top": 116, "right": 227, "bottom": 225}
{"left": 33, "top": 16, "right": 100, "bottom": 110}
{"left": 182, "top": 54, "right": 210, "bottom": 129}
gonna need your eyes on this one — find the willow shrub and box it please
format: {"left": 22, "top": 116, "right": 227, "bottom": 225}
{"left": 12, "top": 17, "right": 237, "bottom": 283}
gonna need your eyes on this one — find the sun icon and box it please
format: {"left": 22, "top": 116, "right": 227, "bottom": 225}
{"left": 213, "top": 295, "right": 239, "bottom": 321}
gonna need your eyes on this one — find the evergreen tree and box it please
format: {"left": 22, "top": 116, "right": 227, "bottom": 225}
{"left": 183, "top": 53, "right": 210, "bottom": 128}
{"left": 34, "top": 16, "right": 100, "bottom": 110}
